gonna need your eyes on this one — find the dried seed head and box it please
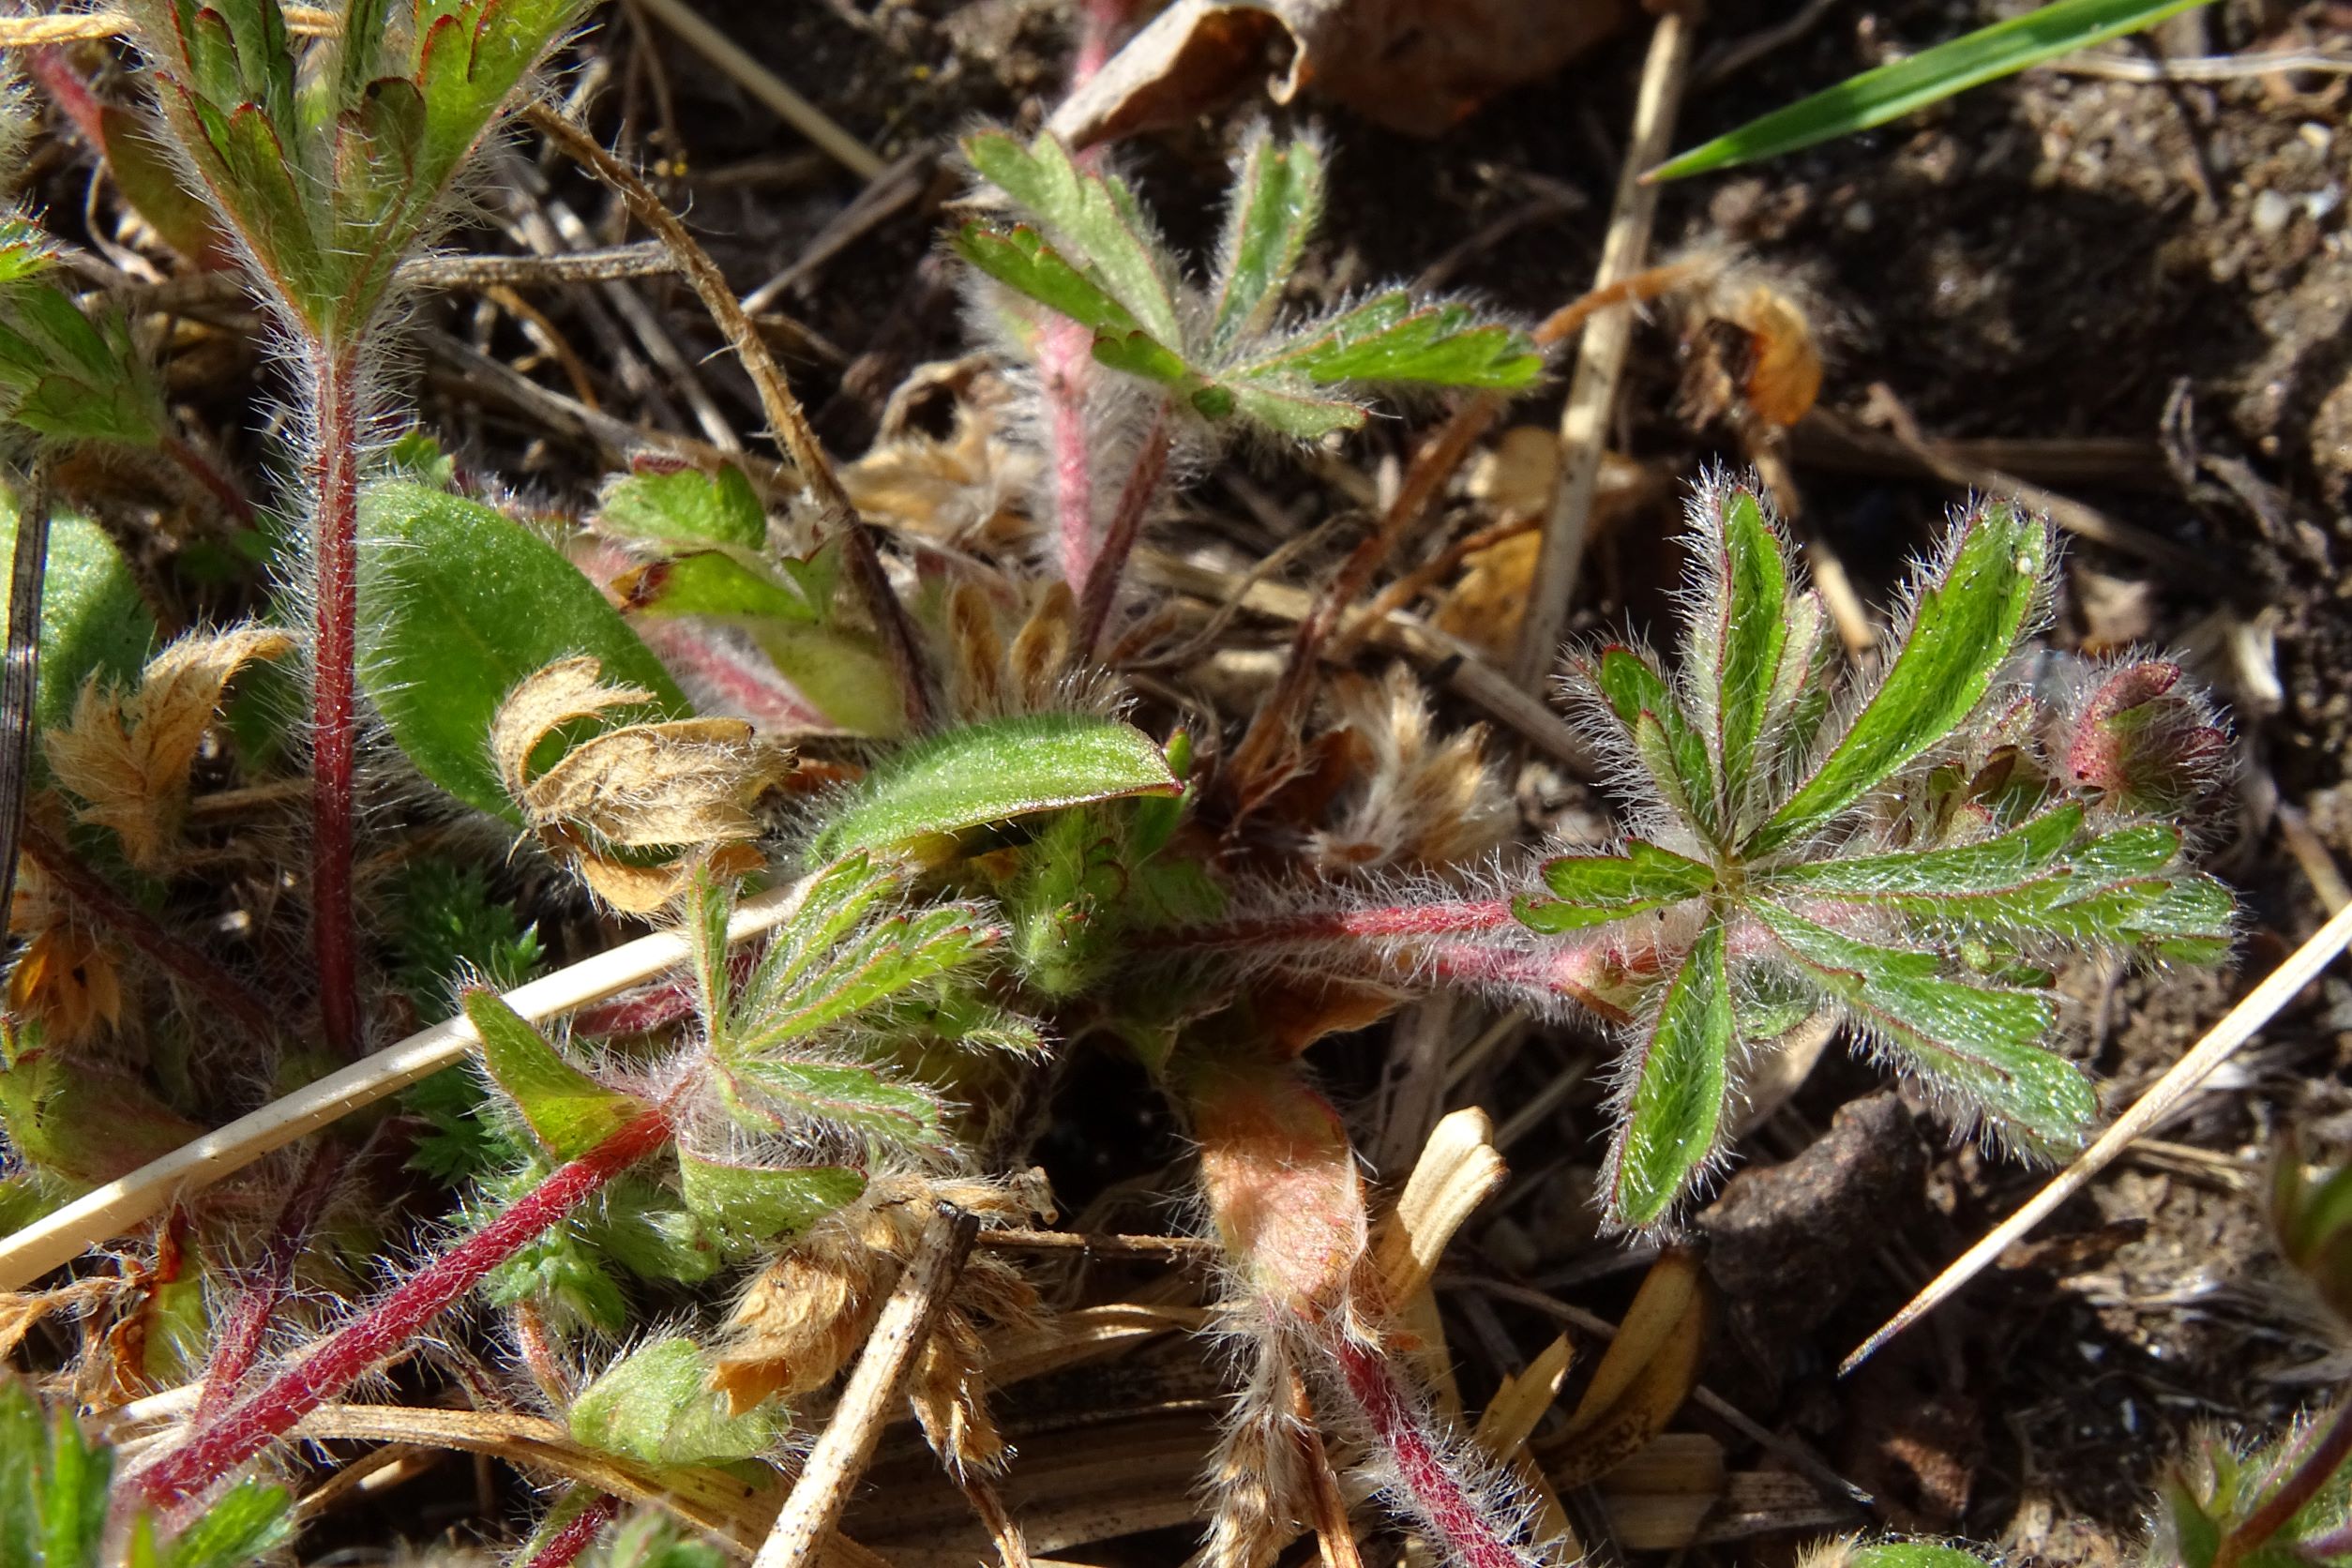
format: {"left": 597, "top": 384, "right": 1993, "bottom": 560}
{"left": 1306, "top": 666, "right": 1513, "bottom": 873}
{"left": 491, "top": 656, "right": 793, "bottom": 913}
{"left": 843, "top": 376, "right": 1039, "bottom": 550}
{"left": 42, "top": 626, "right": 293, "bottom": 873}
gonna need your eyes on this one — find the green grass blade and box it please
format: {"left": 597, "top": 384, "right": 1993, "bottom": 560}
{"left": 1651, "top": 0, "right": 2210, "bottom": 181}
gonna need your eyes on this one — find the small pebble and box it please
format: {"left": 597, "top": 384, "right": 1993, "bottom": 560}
{"left": 2306, "top": 185, "right": 2343, "bottom": 223}
{"left": 1841, "top": 199, "right": 1875, "bottom": 233}
{"left": 2253, "top": 188, "right": 2293, "bottom": 235}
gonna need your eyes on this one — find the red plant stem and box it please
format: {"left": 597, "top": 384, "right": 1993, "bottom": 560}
{"left": 1074, "top": 398, "right": 1172, "bottom": 659}
{"left": 1329, "top": 1335, "right": 1536, "bottom": 1568}
{"left": 19, "top": 824, "right": 282, "bottom": 1046}
{"left": 309, "top": 344, "right": 363, "bottom": 1057}
{"left": 520, "top": 1494, "right": 621, "bottom": 1568}
{"left": 134, "top": 1108, "right": 672, "bottom": 1510}
{"left": 1041, "top": 318, "right": 1099, "bottom": 595}
{"left": 24, "top": 46, "right": 104, "bottom": 145}
{"left": 2214, "top": 1399, "right": 2352, "bottom": 1568}
{"left": 197, "top": 1139, "right": 346, "bottom": 1425}
{"left": 1179, "top": 899, "right": 1521, "bottom": 947}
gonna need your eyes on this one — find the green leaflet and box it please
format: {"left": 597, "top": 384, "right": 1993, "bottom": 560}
{"left": 1606, "top": 920, "right": 1733, "bottom": 1228}
{"left": 569, "top": 1337, "right": 782, "bottom": 1467}
{"left": 962, "top": 129, "right": 1182, "bottom": 349}
{"left": 1846, "top": 1546, "right": 2002, "bottom": 1568}
{"left": 1699, "top": 485, "right": 1788, "bottom": 812}
{"left": 731, "top": 906, "right": 994, "bottom": 1053}
{"left": 0, "top": 493, "right": 155, "bottom": 732}
{"left": 814, "top": 713, "right": 1179, "bottom": 855}
{"left": 1210, "top": 128, "right": 1324, "bottom": 354}
{"left": 1774, "top": 805, "right": 2085, "bottom": 897}
{"left": 625, "top": 551, "right": 819, "bottom": 623}
{"left": 461, "top": 989, "right": 641, "bottom": 1161}
{"left": 1651, "top": 0, "right": 2209, "bottom": 180}
{"left": 722, "top": 1058, "right": 942, "bottom": 1146}
{"left": 1225, "top": 383, "right": 1365, "bottom": 439}
{"left": 596, "top": 461, "right": 768, "bottom": 550}
{"left": 355, "top": 481, "right": 687, "bottom": 818}
{"left": 1515, "top": 840, "right": 1715, "bottom": 934}
{"left": 1591, "top": 645, "right": 1716, "bottom": 837}
{"left": 676, "top": 1153, "right": 865, "bottom": 1250}
{"left": 1239, "top": 290, "right": 1542, "bottom": 389}
{"left": 1753, "top": 501, "right": 2048, "bottom": 854}
{"left": 1756, "top": 901, "right": 2093, "bottom": 1152}
{"left": 142, "top": 1483, "right": 294, "bottom": 1568}
{"left": 953, "top": 222, "right": 1148, "bottom": 341}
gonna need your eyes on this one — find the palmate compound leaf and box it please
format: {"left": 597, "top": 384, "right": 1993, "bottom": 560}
{"left": 1754, "top": 900, "right": 2095, "bottom": 1155}
{"left": 812, "top": 712, "right": 1179, "bottom": 856}
{"left": 1606, "top": 920, "right": 1734, "bottom": 1229}
{"left": 1515, "top": 840, "right": 1715, "bottom": 934}
{"left": 1751, "top": 499, "right": 2051, "bottom": 854}
{"left": 461, "top": 988, "right": 641, "bottom": 1161}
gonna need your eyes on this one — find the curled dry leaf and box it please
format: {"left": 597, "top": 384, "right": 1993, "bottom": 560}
{"left": 42, "top": 625, "right": 294, "bottom": 873}
{"left": 491, "top": 656, "right": 793, "bottom": 913}
{"left": 713, "top": 1173, "right": 1045, "bottom": 1476}
{"left": 844, "top": 376, "right": 1039, "bottom": 550}
{"left": 937, "top": 579, "right": 1087, "bottom": 722}
{"left": 1050, "top": 0, "right": 1626, "bottom": 146}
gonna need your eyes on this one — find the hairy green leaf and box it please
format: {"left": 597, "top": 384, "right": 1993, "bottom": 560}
{"left": 1607, "top": 921, "right": 1733, "bottom": 1227}
{"left": 597, "top": 461, "right": 768, "bottom": 550}
{"left": 1845, "top": 1545, "right": 2002, "bottom": 1568}
{"left": 356, "top": 481, "right": 687, "bottom": 818}
{"left": 155, "top": 1484, "right": 294, "bottom": 1568}
{"left": 1225, "top": 384, "right": 1366, "bottom": 439}
{"left": 624, "top": 551, "right": 818, "bottom": 623}
{"left": 962, "top": 129, "right": 1182, "bottom": 348}
{"left": 1591, "top": 645, "right": 1716, "bottom": 837}
{"left": 461, "top": 988, "right": 640, "bottom": 1160}
{"left": 1756, "top": 900, "right": 2092, "bottom": 1152}
{"left": 0, "top": 494, "right": 155, "bottom": 732}
{"left": 732, "top": 905, "right": 995, "bottom": 1055}
{"left": 1239, "top": 290, "right": 1541, "bottom": 389}
{"left": 1696, "top": 484, "right": 1789, "bottom": 812}
{"left": 1651, "top": 0, "right": 2209, "bottom": 180}
{"left": 1210, "top": 128, "right": 1324, "bottom": 354}
{"left": 570, "top": 1336, "right": 782, "bottom": 1466}
{"left": 1515, "top": 840, "right": 1715, "bottom": 934}
{"left": 953, "top": 222, "right": 1146, "bottom": 340}
{"left": 1753, "top": 500, "right": 2048, "bottom": 853}
{"left": 676, "top": 1153, "right": 864, "bottom": 1250}
{"left": 814, "top": 713, "right": 1179, "bottom": 855}
{"left": 722, "top": 1058, "right": 942, "bottom": 1146}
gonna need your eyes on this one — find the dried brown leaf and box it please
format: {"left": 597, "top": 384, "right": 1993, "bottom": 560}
{"left": 42, "top": 626, "right": 293, "bottom": 872}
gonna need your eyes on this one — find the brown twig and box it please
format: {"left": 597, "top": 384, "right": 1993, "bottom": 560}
{"left": 1513, "top": 8, "right": 1693, "bottom": 690}
{"left": 975, "top": 1227, "right": 1216, "bottom": 1259}
{"left": 753, "top": 1203, "right": 983, "bottom": 1568}
{"left": 0, "top": 464, "right": 50, "bottom": 949}
{"left": 523, "top": 102, "right": 935, "bottom": 730}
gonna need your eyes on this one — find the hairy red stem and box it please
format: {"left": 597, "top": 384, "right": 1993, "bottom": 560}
{"left": 1180, "top": 899, "right": 1521, "bottom": 946}
{"left": 1330, "top": 1335, "right": 1538, "bottom": 1568}
{"left": 1041, "top": 318, "right": 1100, "bottom": 596}
{"left": 2214, "top": 1399, "right": 2352, "bottom": 1568}
{"left": 24, "top": 46, "right": 104, "bottom": 144}
{"left": 197, "top": 1139, "right": 346, "bottom": 1425}
{"left": 1075, "top": 399, "right": 1172, "bottom": 658}
{"left": 134, "top": 1108, "right": 671, "bottom": 1509}
{"left": 309, "top": 345, "right": 363, "bottom": 1056}
{"left": 520, "top": 1494, "right": 621, "bottom": 1568}
{"left": 19, "top": 824, "right": 283, "bottom": 1045}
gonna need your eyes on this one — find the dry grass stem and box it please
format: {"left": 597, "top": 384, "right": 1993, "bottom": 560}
{"left": 754, "top": 1204, "right": 983, "bottom": 1568}
{"left": 1844, "top": 895, "right": 2352, "bottom": 1373}
{"left": 629, "top": 0, "right": 886, "bottom": 179}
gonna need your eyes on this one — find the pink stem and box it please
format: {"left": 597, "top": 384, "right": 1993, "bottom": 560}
{"left": 1041, "top": 318, "right": 1099, "bottom": 594}
{"left": 133, "top": 1108, "right": 672, "bottom": 1510}
{"left": 1330, "top": 1336, "right": 1538, "bottom": 1568}
{"left": 1074, "top": 399, "right": 1171, "bottom": 658}
{"left": 1180, "top": 899, "right": 1522, "bottom": 947}
{"left": 25, "top": 46, "right": 103, "bottom": 145}
{"left": 309, "top": 345, "right": 363, "bottom": 1057}
{"left": 520, "top": 1494, "right": 621, "bottom": 1568}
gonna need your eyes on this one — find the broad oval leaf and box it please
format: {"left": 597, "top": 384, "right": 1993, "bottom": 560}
{"left": 813, "top": 713, "right": 1179, "bottom": 856}
{"left": 1752, "top": 500, "right": 2049, "bottom": 854}
{"left": 1606, "top": 921, "right": 1733, "bottom": 1229}
{"left": 0, "top": 494, "right": 154, "bottom": 731}
{"left": 356, "top": 481, "right": 687, "bottom": 819}
{"left": 460, "top": 988, "right": 641, "bottom": 1161}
